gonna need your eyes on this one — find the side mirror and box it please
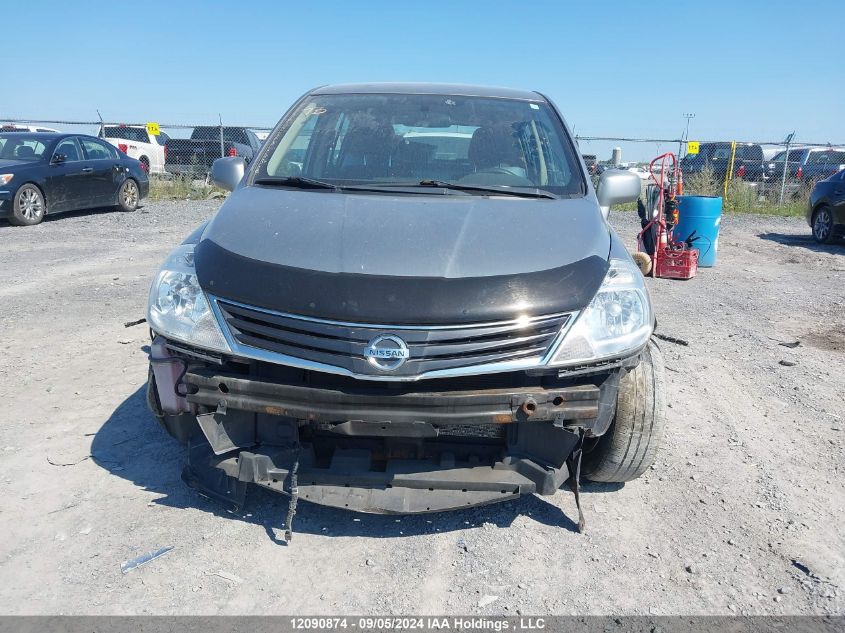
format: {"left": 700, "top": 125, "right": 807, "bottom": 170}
{"left": 596, "top": 169, "right": 642, "bottom": 219}
{"left": 211, "top": 156, "right": 246, "bottom": 191}
{"left": 51, "top": 153, "right": 67, "bottom": 164}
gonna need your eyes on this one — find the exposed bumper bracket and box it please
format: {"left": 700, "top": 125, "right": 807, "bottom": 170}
{"left": 185, "top": 370, "right": 601, "bottom": 426}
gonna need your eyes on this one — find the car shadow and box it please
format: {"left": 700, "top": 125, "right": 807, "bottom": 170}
{"left": 42, "top": 206, "right": 125, "bottom": 223}
{"left": 0, "top": 205, "right": 147, "bottom": 228}
{"left": 758, "top": 232, "right": 844, "bottom": 254}
{"left": 93, "top": 380, "right": 615, "bottom": 543}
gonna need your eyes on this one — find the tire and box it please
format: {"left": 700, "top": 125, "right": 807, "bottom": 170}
{"left": 582, "top": 340, "right": 666, "bottom": 483}
{"left": 632, "top": 251, "right": 653, "bottom": 276}
{"left": 9, "top": 184, "right": 46, "bottom": 226}
{"left": 139, "top": 156, "right": 150, "bottom": 173}
{"left": 812, "top": 206, "right": 836, "bottom": 244}
{"left": 117, "top": 178, "right": 140, "bottom": 212}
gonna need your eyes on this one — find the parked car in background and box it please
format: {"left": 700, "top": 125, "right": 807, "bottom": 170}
{"left": 99, "top": 124, "right": 169, "bottom": 175}
{"left": 767, "top": 147, "right": 845, "bottom": 183}
{"left": 0, "top": 132, "right": 148, "bottom": 226}
{"left": 165, "top": 126, "right": 261, "bottom": 177}
{"left": 681, "top": 142, "right": 779, "bottom": 183}
{"left": 807, "top": 169, "right": 845, "bottom": 243}
{"left": 2, "top": 124, "right": 60, "bottom": 133}
{"left": 581, "top": 154, "right": 598, "bottom": 175}
{"left": 800, "top": 149, "right": 845, "bottom": 183}
{"left": 625, "top": 165, "right": 652, "bottom": 181}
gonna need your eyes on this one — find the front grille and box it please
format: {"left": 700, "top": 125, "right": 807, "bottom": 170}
{"left": 215, "top": 299, "right": 569, "bottom": 377}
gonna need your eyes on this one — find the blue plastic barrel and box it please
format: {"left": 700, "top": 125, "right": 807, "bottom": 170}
{"left": 675, "top": 196, "right": 723, "bottom": 267}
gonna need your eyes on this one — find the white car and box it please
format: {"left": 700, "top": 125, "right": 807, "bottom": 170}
{"left": 625, "top": 165, "right": 653, "bottom": 181}
{"left": 2, "top": 123, "right": 60, "bottom": 133}
{"left": 99, "top": 125, "right": 168, "bottom": 174}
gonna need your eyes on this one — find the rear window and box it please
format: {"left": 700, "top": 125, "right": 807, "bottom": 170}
{"left": 734, "top": 145, "right": 762, "bottom": 161}
{"left": 807, "top": 150, "right": 845, "bottom": 165}
{"left": 103, "top": 126, "right": 150, "bottom": 143}
{"left": 191, "top": 127, "right": 248, "bottom": 144}
{"left": 400, "top": 131, "right": 473, "bottom": 160}
{"left": 258, "top": 92, "right": 584, "bottom": 196}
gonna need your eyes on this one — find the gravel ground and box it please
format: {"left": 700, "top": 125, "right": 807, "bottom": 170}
{"left": 0, "top": 201, "right": 842, "bottom": 616}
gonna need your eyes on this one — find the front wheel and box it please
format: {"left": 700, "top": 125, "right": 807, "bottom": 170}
{"left": 117, "top": 179, "right": 139, "bottom": 212}
{"left": 9, "top": 184, "right": 46, "bottom": 226}
{"left": 582, "top": 340, "right": 666, "bottom": 483}
{"left": 812, "top": 206, "right": 836, "bottom": 244}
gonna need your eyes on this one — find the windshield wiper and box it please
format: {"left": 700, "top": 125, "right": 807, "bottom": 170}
{"left": 254, "top": 177, "right": 558, "bottom": 198}
{"left": 415, "top": 180, "right": 558, "bottom": 199}
{"left": 254, "top": 176, "right": 338, "bottom": 190}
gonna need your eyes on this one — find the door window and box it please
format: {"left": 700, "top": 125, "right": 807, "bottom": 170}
{"left": 54, "top": 138, "right": 81, "bottom": 162}
{"left": 0, "top": 136, "right": 47, "bottom": 160}
{"left": 771, "top": 149, "right": 806, "bottom": 164}
{"left": 80, "top": 137, "right": 118, "bottom": 160}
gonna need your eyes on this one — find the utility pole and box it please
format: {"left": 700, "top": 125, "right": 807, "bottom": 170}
{"left": 219, "top": 113, "right": 225, "bottom": 159}
{"left": 678, "top": 113, "right": 695, "bottom": 159}
{"left": 779, "top": 131, "right": 795, "bottom": 204}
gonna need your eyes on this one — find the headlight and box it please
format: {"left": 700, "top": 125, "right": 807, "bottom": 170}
{"left": 147, "top": 244, "right": 231, "bottom": 353}
{"left": 549, "top": 257, "right": 653, "bottom": 367}
{"left": 0, "top": 174, "right": 13, "bottom": 186}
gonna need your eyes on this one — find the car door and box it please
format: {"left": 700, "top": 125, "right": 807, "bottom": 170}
{"left": 79, "top": 137, "right": 123, "bottom": 205}
{"left": 706, "top": 144, "right": 731, "bottom": 180}
{"left": 831, "top": 170, "right": 845, "bottom": 224}
{"left": 46, "top": 137, "right": 88, "bottom": 212}
{"left": 734, "top": 145, "right": 763, "bottom": 181}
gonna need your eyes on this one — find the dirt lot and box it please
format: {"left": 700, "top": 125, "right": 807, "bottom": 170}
{"left": 0, "top": 201, "right": 842, "bottom": 616}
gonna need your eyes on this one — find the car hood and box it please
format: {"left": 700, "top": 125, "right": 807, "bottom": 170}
{"left": 195, "top": 186, "right": 611, "bottom": 324}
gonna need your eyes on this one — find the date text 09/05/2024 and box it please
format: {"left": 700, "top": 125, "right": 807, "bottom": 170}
{"left": 289, "top": 617, "right": 548, "bottom": 631}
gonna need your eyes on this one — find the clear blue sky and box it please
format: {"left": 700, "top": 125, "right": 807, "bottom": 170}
{"left": 3, "top": 0, "right": 842, "bottom": 159}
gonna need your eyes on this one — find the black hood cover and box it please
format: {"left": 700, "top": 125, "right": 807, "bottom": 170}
{"left": 195, "top": 186, "right": 610, "bottom": 324}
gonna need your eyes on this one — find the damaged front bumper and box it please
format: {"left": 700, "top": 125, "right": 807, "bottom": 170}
{"left": 148, "top": 335, "right": 635, "bottom": 516}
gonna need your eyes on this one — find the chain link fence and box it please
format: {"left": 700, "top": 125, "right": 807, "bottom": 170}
{"left": 2, "top": 118, "right": 843, "bottom": 211}
{"left": 575, "top": 136, "right": 845, "bottom": 214}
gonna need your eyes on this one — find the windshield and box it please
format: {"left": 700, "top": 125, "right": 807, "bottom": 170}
{"left": 256, "top": 93, "right": 584, "bottom": 196}
{"left": 192, "top": 127, "right": 248, "bottom": 144}
{"left": 682, "top": 143, "right": 729, "bottom": 163}
{"left": 0, "top": 134, "right": 48, "bottom": 161}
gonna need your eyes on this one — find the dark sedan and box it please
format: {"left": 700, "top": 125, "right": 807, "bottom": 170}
{"left": 0, "top": 132, "right": 149, "bottom": 226}
{"left": 807, "top": 168, "right": 845, "bottom": 243}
